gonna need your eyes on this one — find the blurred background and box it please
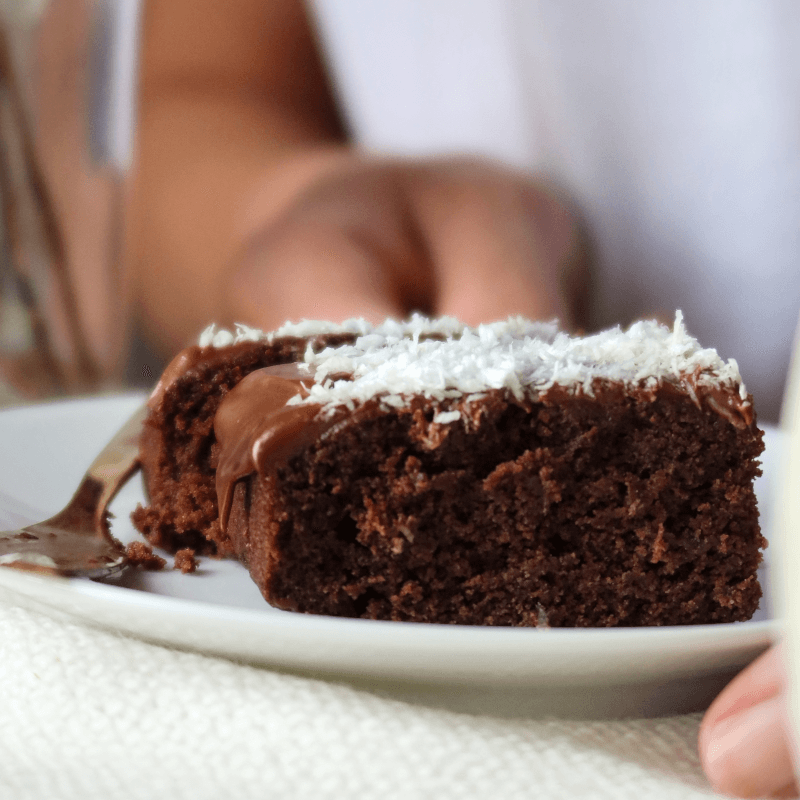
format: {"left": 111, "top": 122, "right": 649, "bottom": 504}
{"left": 0, "top": 0, "right": 797, "bottom": 423}
{"left": 0, "top": 0, "right": 143, "bottom": 407}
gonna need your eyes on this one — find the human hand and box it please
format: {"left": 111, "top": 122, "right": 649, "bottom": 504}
{"left": 224, "top": 156, "right": 585, "bottom": 333}
{"left": 133, "top": 1, "right": 585, "bottom": 356}
{"left": 699, "top": 644, "right": 798, "bottom": 798}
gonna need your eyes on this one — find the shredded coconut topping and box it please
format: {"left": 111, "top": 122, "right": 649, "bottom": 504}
{"left": 198, "top": 315, "right": 469, "bottom": 348}
{"left": 199, "top": 312, "right": 747, "bottom": 416}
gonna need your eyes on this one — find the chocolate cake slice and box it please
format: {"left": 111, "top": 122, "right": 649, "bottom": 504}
{"left": 132, "top": 324, "right": 358, "bottom": 555}
{"left": 134, "top": 314, "right": 765, "bottom": 627}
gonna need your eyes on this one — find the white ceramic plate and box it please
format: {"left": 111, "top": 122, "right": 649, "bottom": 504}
{"left": 0, "top": 394, "right": 781, "bottom": 718}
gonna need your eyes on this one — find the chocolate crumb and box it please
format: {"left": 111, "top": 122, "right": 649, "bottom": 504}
{"left": 174, "top": 548, "right": 198, "bottom": 574}
{"left": 125, "top": 541, "right": 167, "bottom": 571}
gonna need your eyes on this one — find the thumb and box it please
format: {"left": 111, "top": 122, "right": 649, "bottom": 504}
{"left": 229, "top": 217, "right": 406, "bottom": 330}
{"left": 226, "top": 160, "right": 440, "bottom": 330}
{"left": 408, "top": 160, "right": 584, "bottom": 328}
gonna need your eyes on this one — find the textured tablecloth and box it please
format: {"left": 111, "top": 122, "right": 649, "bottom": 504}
{"left": 0, "top": 601, "right": 741, "bottom": 800}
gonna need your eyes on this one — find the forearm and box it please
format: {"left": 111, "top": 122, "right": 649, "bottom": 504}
{"left": 130, "top": 89, "right": 348, "bottom": 354}
{"left": 128, "top": 0, "right": 347, "bottom": 356}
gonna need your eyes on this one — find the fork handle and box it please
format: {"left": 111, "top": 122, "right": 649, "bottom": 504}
{"left": 84, "top": 404, "right": 147, "bottom": 526}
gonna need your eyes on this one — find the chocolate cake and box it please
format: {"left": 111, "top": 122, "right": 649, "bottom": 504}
{"left": 133, "top": 313, "right": 765, "bottom": 627}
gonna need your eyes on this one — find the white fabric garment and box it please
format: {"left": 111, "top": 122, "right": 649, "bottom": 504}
{"left": 309, "top": 0, "right": 800, "bottom": 421}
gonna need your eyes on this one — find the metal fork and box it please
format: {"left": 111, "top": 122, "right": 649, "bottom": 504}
{"left": 0, "top": 404, "right": 146, "bottom": 578}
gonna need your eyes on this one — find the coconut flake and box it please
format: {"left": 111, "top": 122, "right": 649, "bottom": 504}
{"left": 198, "top": 311, "right": 747, "bottom": 413}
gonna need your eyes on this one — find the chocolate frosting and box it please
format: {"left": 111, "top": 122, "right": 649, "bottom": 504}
{"left": 214, "top": 364, "right": 330, "bottom": 530}
{"left": 148, "top": 340, "right": 291, "bottom": 411}
{"left": 697, "top": 386, "right": 754, "bottom": 429}
{"left": 147, "top": 346, "right": 205, "bottom": 410}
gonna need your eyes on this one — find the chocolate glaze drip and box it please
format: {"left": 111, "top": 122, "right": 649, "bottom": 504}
{"left": 214, "top": 363, "right": 332, "bottom": 530}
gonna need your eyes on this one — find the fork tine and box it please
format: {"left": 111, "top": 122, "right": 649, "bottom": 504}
{"left": 0, "top": 405, "right": 144, "bottom": 578}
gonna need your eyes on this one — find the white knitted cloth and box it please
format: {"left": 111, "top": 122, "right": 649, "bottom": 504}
{"left": 0, "top": 601, "right": 731, "bottom": 800}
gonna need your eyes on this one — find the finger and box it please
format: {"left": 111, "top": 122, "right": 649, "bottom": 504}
{"left": 408, "top": 159, "right": 582, "bottom": 327}
{"left": 703, "top": 645, "right": 786, "bottom": 731}
{"left": 227, "top": 163, "right": 432, "bottom": 329}
{"left": 699, "top": 644, "right": 799, "bottom": 798}
{"left": 701, "top": 694, "right": 797, "bottom": 798}
{"left": 229, "top": 219, "right": 405, "bottom": 330}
